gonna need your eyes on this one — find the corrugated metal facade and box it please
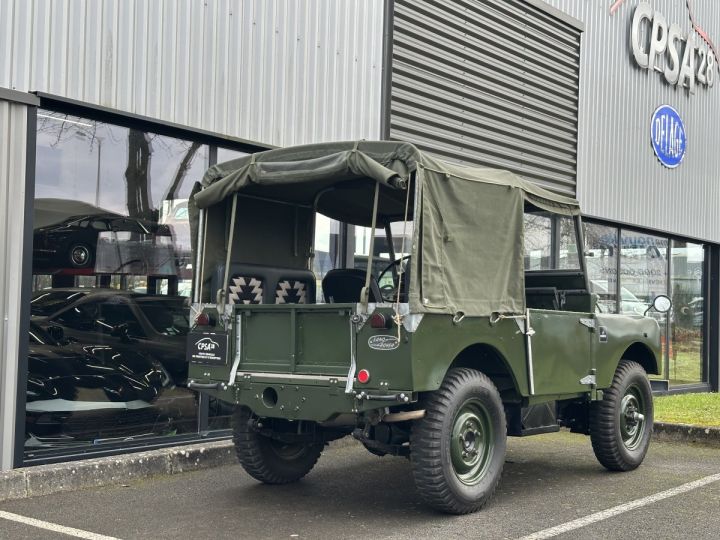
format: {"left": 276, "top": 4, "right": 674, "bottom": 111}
{"left": 0, "top": 0, "right": 385, "bottom": 147}
{"left": 0, "top": 96, "right": 30, "bottom": 471}
{"left": 390, "top": 0, "right": 582, "bottom": 196}
{"left": 545, "top": 0, "right": 720, "bottom": 242}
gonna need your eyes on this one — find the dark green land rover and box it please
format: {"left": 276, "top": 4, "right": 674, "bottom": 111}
{"left": 185, "top": 141, "right": 669, "bottom": 514}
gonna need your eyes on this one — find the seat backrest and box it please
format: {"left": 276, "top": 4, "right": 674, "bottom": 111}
{"left": 322, "top": 269, "right": 382, "bottom": 303}
{"left": 214, "top": 263, "right": 316, "bottom": 305}
{"left": 560, "top": 289, "right": 595, "bottom": 312}
{"left": 273, "top": 271, "right": 314, "bottom": 304}
{"left": 525, "top": 286, "right": 559, "bottom": 310}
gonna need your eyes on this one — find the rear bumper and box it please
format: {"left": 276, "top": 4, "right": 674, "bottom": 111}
{"left": 191, "top": 372, "right": 415, "bottom": 422}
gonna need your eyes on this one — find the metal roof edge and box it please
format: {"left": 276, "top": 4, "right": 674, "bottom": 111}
{"left": 524, "top": 0, "right": 585, "bottom": 32}
{"left": 0, "top": 87, "right": 40, "bottom": 107}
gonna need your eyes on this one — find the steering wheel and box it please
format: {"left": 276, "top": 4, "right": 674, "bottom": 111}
{"left": 377, "top": 255, "right": 411, "bottom": 302}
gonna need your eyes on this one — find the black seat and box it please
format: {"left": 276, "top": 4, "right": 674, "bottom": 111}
{"left": 322, "top": 269, "right": 382, "bottom": 303}
{"left": 525, "top": 286, "right": 560, "bottom": 310}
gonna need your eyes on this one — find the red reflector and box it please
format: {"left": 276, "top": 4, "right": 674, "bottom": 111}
{"left": 196, "top": 313, "right": 211, "bottom": 326}
{"left": 357, "top": 369, "right": 370, "bottom": 384}
{"left": 370, "top": 313, "right": 388, "bottom": 329}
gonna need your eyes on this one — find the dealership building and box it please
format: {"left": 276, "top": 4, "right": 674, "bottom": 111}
{"left": 1, "top": 0, "right": 719, "bottom": 470}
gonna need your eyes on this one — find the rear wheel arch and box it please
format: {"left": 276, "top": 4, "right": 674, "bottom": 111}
{"left": 449, "top": 344, "right": 521, "bottom": 401}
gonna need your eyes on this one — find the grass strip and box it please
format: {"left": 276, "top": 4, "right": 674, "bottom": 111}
{"left": 654, "top": 393, "right": 720, "bottom": 428}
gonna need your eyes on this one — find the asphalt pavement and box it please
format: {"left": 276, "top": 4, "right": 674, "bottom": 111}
{"left": 1, "top": 431, "right": 719, "bottom": 539}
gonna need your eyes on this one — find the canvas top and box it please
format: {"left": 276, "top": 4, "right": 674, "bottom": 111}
{"left": 190, "top": 140, "right": 581, "bottom": 316}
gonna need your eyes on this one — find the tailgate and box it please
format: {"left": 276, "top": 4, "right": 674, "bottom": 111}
{"left": 234, "top": 303, "right": 354, "bottom": 376}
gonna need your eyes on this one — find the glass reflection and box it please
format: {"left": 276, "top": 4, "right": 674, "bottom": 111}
{"left": 669, "top": 241, "right": 705, "bottom": 385}
{"left": 619, "top": 230, "right": 669, "bottom": 377}
{"left": 29, "top": 110, "right": 209, "bottom": 452}
{"left": 524, "top": 213, "right": 552, "bottom": 270}
{"left": 585, "top": 222, "right": 619, "bottom": 314}
{"left": 26, "top": 320, "right": 171, "bottom": 445}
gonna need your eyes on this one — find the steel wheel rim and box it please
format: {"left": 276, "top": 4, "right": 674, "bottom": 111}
{"left": 620, "top": 384, "right": 646, "bottom": 450}
{"left": 450, "top": 398, "right": 494, "bottom": 485}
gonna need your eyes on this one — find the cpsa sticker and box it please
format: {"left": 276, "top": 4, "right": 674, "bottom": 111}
{"left": 368, "top": 335, "right": 399, "bottom": 351}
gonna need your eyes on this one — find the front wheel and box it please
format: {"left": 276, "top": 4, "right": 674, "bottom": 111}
{"left": 590, "top": 360, "right": 653, "bottom": 471}
{"left": 410, "top": 368, "right": 507, "bottom": 514}
{"left": 232, "top": 406, "right": 323, "bottom": 484}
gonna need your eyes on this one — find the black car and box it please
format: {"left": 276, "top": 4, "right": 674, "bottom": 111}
{"left": 31, "top": 289, "right": 191, "bottom": 384}
{"left": 26, "top": 321, "right": 170, "bottom": 444}
{"left": 33, "top": 214, "right": 173, "bottom": 270}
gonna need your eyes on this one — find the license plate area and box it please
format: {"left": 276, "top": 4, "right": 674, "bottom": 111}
{"left": 187, "top": 331, "right": 230, "bottom": 366}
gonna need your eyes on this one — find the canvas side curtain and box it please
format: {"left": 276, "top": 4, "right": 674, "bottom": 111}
{"left": 409, "top": 164, "right": 526, "bottom": 317}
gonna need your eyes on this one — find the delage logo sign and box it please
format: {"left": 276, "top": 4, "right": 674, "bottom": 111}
{"left": 650, "top": 105, "right": 686, "bottom": 168}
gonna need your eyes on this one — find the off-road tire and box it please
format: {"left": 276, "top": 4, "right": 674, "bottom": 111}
{"left": 232, "top": 406, "right": 323, "bottom": 484}
{"left": 590, "top": 360, "right": 653, "bottom": 472}
{"left": 410, "top": 368, "right": 507, "bottom": 514}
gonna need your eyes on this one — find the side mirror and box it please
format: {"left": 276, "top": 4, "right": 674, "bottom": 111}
{"left": 645, "top": 294, "right": 672, "bottom": 315}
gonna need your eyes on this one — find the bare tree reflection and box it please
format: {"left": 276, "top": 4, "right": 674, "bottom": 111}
{"left": 164, "top": 141, "right": 201, "bottom": 201}
{"left": 125, "top": 129, "right": 153, "bottom": 220}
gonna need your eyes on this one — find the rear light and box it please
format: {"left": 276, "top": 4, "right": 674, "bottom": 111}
{"left": 196, "top": 313, "right": 212, "bottom": 326}
{"left": 370, "top": 312, "right": 391, "bottom": 329}
{"left": 357, "top": 369, "right": 370, "bottom": 384}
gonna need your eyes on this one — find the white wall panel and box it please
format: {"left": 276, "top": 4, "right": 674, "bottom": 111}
{"left": 0, "top": 98, "right": 29, "bottom": 471}
{"left": 0, "top": 0, "right": 385, "bottom": 147}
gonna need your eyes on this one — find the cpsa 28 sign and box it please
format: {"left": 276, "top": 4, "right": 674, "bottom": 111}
{"left": 631, "top": 2, "right": 716, "bottom": 94}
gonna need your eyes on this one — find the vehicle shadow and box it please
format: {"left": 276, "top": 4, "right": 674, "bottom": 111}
{"left": 219, "top": 441, "right": 611, "bottom": 532}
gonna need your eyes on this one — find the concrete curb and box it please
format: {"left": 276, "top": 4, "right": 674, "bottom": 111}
{"left": 0, "top": 436, "right": 357, "bottom": 504}
{"left": 2, "top": 424, "right": 718, "bottom": 504}
{"left": 653, "top": 422, "right": 720, "bottom": 447}
{"left": 0, "top": 440, "right": 236, "bottom": 504}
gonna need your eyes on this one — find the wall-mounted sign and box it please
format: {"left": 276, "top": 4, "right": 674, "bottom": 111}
{"left": 650, "top": 105, "right": 686, "bottom": 168}
{"left": 631, "top": 2, "right": 715, "bottom": 94}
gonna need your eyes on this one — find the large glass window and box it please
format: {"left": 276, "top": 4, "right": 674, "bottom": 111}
{"left": 585, "top": 222, "right": 619, "bottom": 314}
{"left": 313, "top": 214, "right": 342, "bottom": 302}
{"left": 524, "top": 213, "right": 552, "bottom": 270}
{"left": 584, "top": 222, "right": 708, "bottom": 387}
{"left": 619, "top": 230, "right": 670, "bottom": 378}
{"left": 524, "top": 212, "right": 579, "bottom": 271}
{"left": 669, "top": 241, "right": 705, "bottom": 385}
{"left": 349, "top": 223, "right": 413, "bottom": 303}
{"left": 619, "top": 231, "right": 668, "bottom": 310}
{"left": 558, "top": 217, "right": 580, "bottom": 269}
{"left": 28, "top": 108, "right": 243, "bottom": 459}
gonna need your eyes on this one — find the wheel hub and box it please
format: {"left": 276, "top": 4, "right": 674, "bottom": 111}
{"left": 450, "top": 401, "right": 493, "bottom": 485}
{"left": 620, "top": 386, "right": 646, "bottom": 450}
{"left": 71, "top": 246, "right": 89, "bottom": 265}
{"left": 460, "top": 423, "right": 480, "bottom": 457}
